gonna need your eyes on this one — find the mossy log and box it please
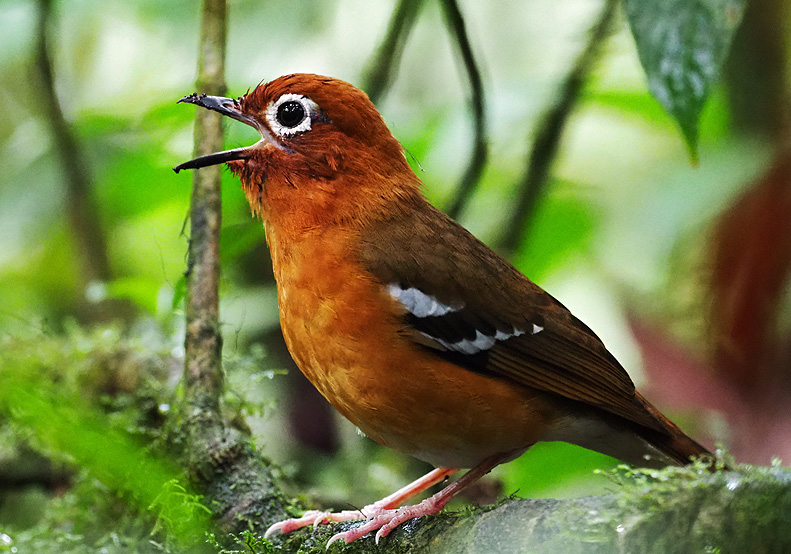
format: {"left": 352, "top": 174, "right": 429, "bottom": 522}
{"left": 260, "top": 464, "right": 791, "bottom": 554}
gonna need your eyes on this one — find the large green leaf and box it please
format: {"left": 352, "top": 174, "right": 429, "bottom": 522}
{"left": 624, "top": 0, "right": 746, "bottom": 157}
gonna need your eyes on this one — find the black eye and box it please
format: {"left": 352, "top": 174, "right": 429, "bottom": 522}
{"left": 277, "top": 101, "right": 306, "bottom": 128}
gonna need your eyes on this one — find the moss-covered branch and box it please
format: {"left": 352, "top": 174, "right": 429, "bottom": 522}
{"left": 179, "top": 0, "right": 291, "bottom": 541}
{"left": 183, "top": 0, "right": 226, "bottom": 424}
{"left": 264, "top": 463, "right": 790, "bottom": 554}
{"left": 3, "top": 330, "right": 786, "bottom": 552}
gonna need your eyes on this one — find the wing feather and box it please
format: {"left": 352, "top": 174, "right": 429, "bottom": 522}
{"left": 359, "top": 200, "right": 667, "bottom": 434}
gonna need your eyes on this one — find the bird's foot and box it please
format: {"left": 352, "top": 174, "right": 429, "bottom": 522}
{"left": 325, "top": 494, "right": 449, "bottom": 547}
{"left": 265, "top": 467, "right": 461, "bottom": 545}
{"left": 264, "top": 507, "right": 369, "bottom": 537}
{"left": 264, "top": 494, "right": 449, "bottom": 547}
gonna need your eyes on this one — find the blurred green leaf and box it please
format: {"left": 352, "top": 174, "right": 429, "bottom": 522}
{"left": 583, "top": 89, "right": 679, "bottom": 127}
{"left": 172, "top": 274, "right": 187, "bottom": 310}
{"left": 85, "top": 128, "right": 189, "bottom": 222}
{"left": 512, "top": 184, "right": 599, "bottom": 284}
{"left": 623, "top": 0, "right": 745, "bottom": 157}
{"left": 584, "top": 86, "right": 733, "bottom": 142}
{"left": 501, "top": 442, "right": 619, "bottom": 499}
{"left": 220, "top": 223, "right": 264, "bottom": 263}
{"left": 105, "top": 276, "right": 162, "bottom": 314}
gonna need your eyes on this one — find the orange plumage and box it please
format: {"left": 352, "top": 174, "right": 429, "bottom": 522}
{"left": 175, "top": 73, "right": 713, "bottom": 545}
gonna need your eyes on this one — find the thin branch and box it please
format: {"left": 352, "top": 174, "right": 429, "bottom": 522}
{"left": 500, "top": 0, "right": 619, "bottom": 255}
{"left": 34, "top": 0, "right": 111, "bottom": 286}
{"left": 440, "top": 0, "right": 489, "bottom": 221}
{"left": 361, "top": 0, "right": 425, "bottom": 104}
{"left": 184, "top": 0, "right": 227, "bottom": 426}
{"left": 177, "top": 2, "right": 292, "bottom": 536}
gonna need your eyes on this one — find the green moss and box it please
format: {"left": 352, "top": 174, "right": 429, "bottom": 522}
{"left": 572, "top": 460, "right": 791, "bottom": 554}
{"left": 0, "top": 327, "right": 215, "bottom": 552}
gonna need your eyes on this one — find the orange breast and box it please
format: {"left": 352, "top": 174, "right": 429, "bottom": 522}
{"left": 266, "top": 224, "right": 556, "bottom": 468}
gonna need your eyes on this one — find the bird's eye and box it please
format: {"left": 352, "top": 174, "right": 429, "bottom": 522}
{"left": 277, "top": 101, "right": 306, "bottom": 128}
{"left": 265, "top": 93, "right": 320, "bottom": 138}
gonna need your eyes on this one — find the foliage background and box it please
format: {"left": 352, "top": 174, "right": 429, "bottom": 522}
{"left": 0, "top": 0, "right": 789, "bottom": 550}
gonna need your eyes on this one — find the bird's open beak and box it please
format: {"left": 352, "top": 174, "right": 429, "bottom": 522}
{"left": 173, "top": 94, "right": 258, "bottom": 173}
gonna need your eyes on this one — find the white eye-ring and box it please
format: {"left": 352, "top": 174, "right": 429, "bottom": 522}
{"left": 265, "top": 93, "right": 319, "bottom": 138}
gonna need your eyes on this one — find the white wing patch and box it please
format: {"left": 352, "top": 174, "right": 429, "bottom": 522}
{"left": 386, "top": 283, "right": 461, "bottom": 317}
{"left": 386, "top": 283, "right": 538, "bottom": 355}
{"left": 436, "top": 328, "right": 526, "bottom": 355}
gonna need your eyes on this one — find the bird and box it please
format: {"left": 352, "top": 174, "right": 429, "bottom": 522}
{"left": 174, "top": 73, "right": 713, "bottom": 545}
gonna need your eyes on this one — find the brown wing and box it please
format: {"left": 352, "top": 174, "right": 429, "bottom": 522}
{"left": 358, "top": 199, "right": 667, "bottom": 433}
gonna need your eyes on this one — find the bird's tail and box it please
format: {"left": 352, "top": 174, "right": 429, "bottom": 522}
{"left": 634, "top": 391, "right": 714, "bottom": 467}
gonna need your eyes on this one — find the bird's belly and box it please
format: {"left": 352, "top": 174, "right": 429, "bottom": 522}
{"left": 277, "top": 266, "right": 554, "bottom": 469}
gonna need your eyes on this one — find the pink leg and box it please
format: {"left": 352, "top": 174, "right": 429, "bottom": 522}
{"left": 264, "top": 467, "right": 459, "bottom": 538}
{"left": 327, "top": 453, "right": 508, "bottom": 546}
{"left": 368, "top": 467, "right": 460, "bottom": 510}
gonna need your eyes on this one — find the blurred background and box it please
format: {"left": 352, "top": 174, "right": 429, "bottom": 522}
{"left": 1, "top": 0, "right": 790, "bottom": 548}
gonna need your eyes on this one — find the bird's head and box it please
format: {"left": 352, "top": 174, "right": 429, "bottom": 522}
{"left": 174, "top": 74, "right": 420, "bottom": 233}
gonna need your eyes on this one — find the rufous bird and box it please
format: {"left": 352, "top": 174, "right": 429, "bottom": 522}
{"left": 174, "top": 74, "right": 712, "bottom": 545}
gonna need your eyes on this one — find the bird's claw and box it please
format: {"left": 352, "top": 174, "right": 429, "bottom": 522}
{"left": 266, "top": 506, "right": 411, "bottom": 547}
{"left": 325, "top": 510, "right": 398, "bottom": 547}
{"left": 267, "top": 493, "right": 449, "bottom": 547}
{"left": 264, "top": 510, "right": 330, "bottom": 537}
